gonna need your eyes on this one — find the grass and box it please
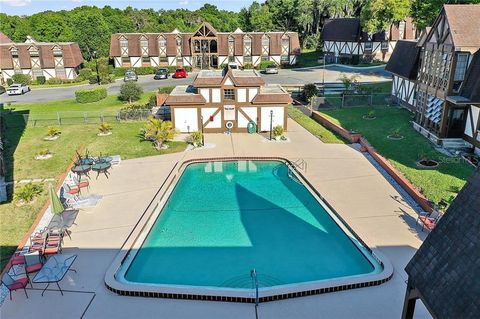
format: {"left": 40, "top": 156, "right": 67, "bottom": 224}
{"left": 297, "top": 49, "right": 322, "bottom": 68}
{"left": 0, "top": 92, "right": 186, "bottom": 270}
{"left": 30, "top": 80, "right": 90, "bottom": 88}
{"left": 288, "top": 105, "right": 346, "bottom": 144}
{"left": 320, "top": 106, "right": 474, "bottom": 204}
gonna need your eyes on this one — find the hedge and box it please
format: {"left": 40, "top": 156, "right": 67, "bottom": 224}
{"left": 158, "top": 86, "right": 175, "bottom": 94}
{"left": 12, "top": 74, "right": 32, "bottom": 85}
{"left": 36, "top": 76, "right": 46, "bottom": 85}
{"left": 75, "top": 87, "right": 108, "bottom": 103}
{"left": 256, "top": 60, "right": 277, "bottom": 70}
{"left": 111, "top": 65, "right": 192, "bottom": 77}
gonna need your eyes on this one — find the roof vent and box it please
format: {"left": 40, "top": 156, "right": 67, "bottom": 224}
{"left": 171, "top": 28, "right": 181, "bottom": 34}
{"left": 25, "top": 36, "right": 37, "bottom": 43}
{"left": 233, "top": 28, "right": 243, "bottom": 33}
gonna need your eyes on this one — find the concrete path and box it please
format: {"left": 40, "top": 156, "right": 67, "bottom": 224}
{"left": 0, "top": 66, "right": 390, "bottom": 104}
{"left": 1, "top": 120, "right": 431, "bottom": 319}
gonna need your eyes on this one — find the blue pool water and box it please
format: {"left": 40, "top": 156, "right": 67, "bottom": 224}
{"left": 124, "top": 160, "right": 380, "bottom": 288}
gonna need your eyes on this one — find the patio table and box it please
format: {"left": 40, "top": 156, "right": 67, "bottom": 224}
{"left": 71, "top": 164, "right": 91, "bottom": 180}
{"left": 32, "top": 254, "right": 77, "bottom": 296}
{"left": 92, "top": 162, "right": 111, "bottom": 179}
{"left": 77, "top": 157, "right": 95, "bottom": 166}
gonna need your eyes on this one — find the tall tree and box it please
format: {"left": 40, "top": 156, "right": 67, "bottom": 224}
{"left": 361, "top": 0, "right": 412, "bottom": 32}
{"left": 411, "top": 0, "right": 480, "bottom": 29}
{"left": 249, "top": 2, "right": 274, "bottom": 31}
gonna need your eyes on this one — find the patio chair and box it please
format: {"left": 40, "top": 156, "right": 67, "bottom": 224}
{"left": 24, "top": 251, "right": 44, "bottom": 274}
{"left": 416, "top": 210, "right": 442, "bottom": 231}
{"left": 1, "top": 271, "right": 29, "bottom": 300}
{"left": 43, "top": 233, "right": 62, "bottom": 256}
{"left": 65, "top": 172, "right": 90, "bottom": 192}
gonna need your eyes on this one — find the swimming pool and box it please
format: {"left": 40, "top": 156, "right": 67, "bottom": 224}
{"left": 107, "top": 158, "right": 392, "bottom": 301}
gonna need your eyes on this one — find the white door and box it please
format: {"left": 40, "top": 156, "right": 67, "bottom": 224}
{"left": 174, "top": 108, "right": 198, "bottom": 133}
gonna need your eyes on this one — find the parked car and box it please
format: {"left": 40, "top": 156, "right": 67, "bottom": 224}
{"left": 7, "top": 83, "right": 30, "bottom": 95}
{"left": 264, "top": 66, "right": 279, "bottom": 74}
{"left": 173, "top": 68, "right": 187, "bottom": 78}
{"left": 124, "top": 70, "right": 138, "bottom": 82}
{"left": 154, "top": 68, "right": 169, "bottom": 80}
{"left": 227, "top": 62, "right": 239, "bottom": 70}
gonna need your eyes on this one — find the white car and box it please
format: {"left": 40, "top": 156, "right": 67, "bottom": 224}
{"left": 264, "top": 66, "right": 279, "bottom": 74}
{"left": 7, "top": 83, "right": 30, "bottom": 95}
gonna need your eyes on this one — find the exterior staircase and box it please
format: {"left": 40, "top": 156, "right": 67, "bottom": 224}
{"left": 440, "top": 138, "right": 472, "bottom": 152}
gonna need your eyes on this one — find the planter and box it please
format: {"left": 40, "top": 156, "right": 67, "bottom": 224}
{"left": 387, "top": 134, "right": 404, "bottom": 140}
{"left": 462, "top": 154, "right": 479, "bottom": 167}
{"left": 97, "top": 131, "right": 112, "bottom": 136}
{"left": 35, "top": 154, "right": 53, "bottom": 160}
{"left": 43, "top": 135, "right": 60, "bottom": 141}
{"left": 416, "top": 159, "right": 439, "bottom": 169}
{"left": 362, "top": 115, "right": 376, "bottom": 120}
{"left": 275, "top": 136, "right": 282, "bottom": 141}
{"left": 16, "top": 199, "right": 36, "bottom": 207}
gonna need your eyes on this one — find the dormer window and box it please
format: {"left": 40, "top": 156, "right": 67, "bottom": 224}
{"left": 158, "top": 35, "right": 167, "bottom": 63}
{"left": 243, "top": 35, "right": 252, "bottom": 63}
{"left": 228, "top": 36, "right": 235, "bottom": 62}
{"left": 53, "top": 47, "right": 63, "bottom": 57}
{"left": 10, "top": 47, "right": 18, "bottom": 58}
{"left": 176, "top": 36, "right": 182, "bottom": 56}
{"left": 29, "top": 46, "right": 39, "bottom": 57}
{"left": 140, "top": 35, "right": 149, "bottom": 57}
{"left": 261, "top": 34, "right": 270, "bottom": 61}
{"left": 119, "top": 36, "right": 128, "bottom": 56}
{"left": 281, "top": 34, "right": 290, "bottom": 63}
{"left": 365, "top": 42, "right": 373, "bottom": 51}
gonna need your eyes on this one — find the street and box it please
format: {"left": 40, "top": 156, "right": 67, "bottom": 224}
{"left": 0, "top": 65, "right": 391, "bottom": 104}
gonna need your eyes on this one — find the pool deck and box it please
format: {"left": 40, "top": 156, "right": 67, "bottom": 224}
{"left": 1, "top": 119, "right": 432, "bottom": 318}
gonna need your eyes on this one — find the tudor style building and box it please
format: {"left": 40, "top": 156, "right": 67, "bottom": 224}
{"left": 0, "top": 33, "right": 83, "bottom": 83}
{"left": 165, "top": 68, "right": 291, "bottom": 133}
{"left": 109, "top": 22, "right": 300, "bottom": 69}
{"left": 412, "top": 5, "right": 480, "bottom": 151}
{"left": 321, "top": 18, "right": 416, "bottom": 63}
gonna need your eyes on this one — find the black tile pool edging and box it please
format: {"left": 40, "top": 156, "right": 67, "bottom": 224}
{"left": 105, "top": 156, "right": 393, "bottom": 303}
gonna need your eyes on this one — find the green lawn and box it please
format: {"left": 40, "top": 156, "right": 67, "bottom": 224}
{"left": 297, "top": 49, "right": 322, "bottom": 68}
{"left": 30, "top": 80, "right": 90, "bottom": 88}
{"left": 320, "top": 106, "right": 474, "bottom": 204}
{"left": 288, "top": 105, "right": 346, "bottom": 144}
{"left": 0, "top": 92, "right": 186, "bottom": 270}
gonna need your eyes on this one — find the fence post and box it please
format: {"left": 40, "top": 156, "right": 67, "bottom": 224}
{"left": 370, "top": 94, "right": 373, "bottom": 106}
{"left": 100, "top": 112, "right": 104, "bottom": 123}
{"left": 57, "top": 112, "right": 61, "bottom": 125}
{"left": 84, "top": 112, "right": 88, "bottom": 123}
{"left": 341, "top": 94, "right": 345, "bottom": 108}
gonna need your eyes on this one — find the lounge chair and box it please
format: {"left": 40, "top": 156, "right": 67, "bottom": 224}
{"left": 1, "top": 271, "right": 29, "bottom": 300}
{"left": 24, "top": 251, "right": 44, "bottom": 275}
{"left": 43, "top": 233, "right": 62, "bottom": 256}
{"left": 416, "top": 210, "right": 442, "bottom": 231}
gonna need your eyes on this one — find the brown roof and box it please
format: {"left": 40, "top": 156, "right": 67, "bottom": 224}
{"left": 0, "top": 32, "right": 12, "bottom": 44}
{"left": 444, "top": 4, "right": 480, "bottom": 47}
{"left": 460, "top": 49, "right": 480, "bottom": 103}
{"left": 165, "top": 85, "right": 206, "bottom": 105}
{"left": 321, "top": 19, "right": 362, "bottom": 42}
{"left": 0, "top": 42, "right": 83, "bottom": 69}
{"left": 251, "top": 93, "right": 292, "bottom": 104}
{"left": 109, "top": 31, "right": 300, "bottom": 57}
{"left": 192, "top": 69, "right": 265, "bottom": 88}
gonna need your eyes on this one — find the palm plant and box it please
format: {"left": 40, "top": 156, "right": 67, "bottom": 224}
{"left": 47, "top": 126, "right": 61, "bottom": 137}
{"left": 142, "top": 116, "right": 175, "bottom": 150}
{"left": 99, "top": 122, "right": 113, "bottom": 134}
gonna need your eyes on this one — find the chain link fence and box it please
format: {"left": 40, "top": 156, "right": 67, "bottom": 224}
{"left": 320, "top": 93, "right": 394, "bottom": 109}
{"left": 2, "top": 109, "right": 153, "bottom": 128}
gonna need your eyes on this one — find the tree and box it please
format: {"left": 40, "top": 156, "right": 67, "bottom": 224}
{"left": 119, "top": 82, "right": 143, "bottom": 103}
{"left": 361, "top": 0, "right": 412, "bottom": 33}
{"left": 249, "top": 2, "right": 274, "bottom": 31}
{"left": 142, "top": 116, "right": 175, "bottom": 150}
{"left": 338, "top": 74, "right": 359, "bottom": 95}
{"left": 303, "top": 83, "right": 319, "bottom": 101}
{"left": 411, "top": 0, "right": 480, "bottom": 29}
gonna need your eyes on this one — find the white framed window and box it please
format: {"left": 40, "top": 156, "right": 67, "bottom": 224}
{"left": 381, "top": 42, "right": 388, "bottom": 50}
{"left": 243, "top": 35, "right": 252, "bottom": 59}
{"left": 454, "top": 53, "right": 469, "bottom": 81}
{"left": 119, "top": 36, "right": 129, "bottom": 56}
{"left": 158, "top": 35, "right": 167, "bottom": 58}
{"left": 365, "top": 42, "right": 373, "bottom": 50}
{"left": 261, "top": 34, "right": 269, "bottom": 57}
{"left": 228, "top": 36, "right": 235, "bottom": 57}
{"left": 140, "top": 35, "right": 149, "bottom": 57}
{"left": 281, "top": 34, "right": 290, "bottom": 63}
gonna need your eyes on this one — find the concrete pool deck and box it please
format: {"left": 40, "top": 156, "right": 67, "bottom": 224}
{"left": 1, "top": 119, "right": 432, "bottom": 318}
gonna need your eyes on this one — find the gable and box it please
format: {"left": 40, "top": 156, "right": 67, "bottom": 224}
{"left": 224, "top": 76, "right": 233, "bottom": 86}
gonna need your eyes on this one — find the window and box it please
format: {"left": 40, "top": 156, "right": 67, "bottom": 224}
{"left": 281, "top": 55, "right": 289, "bottom": 63}
{"left": 53, "top": 48, "right": 62, "bottom": 57}
{"left": 142, "top": 57, "right": 150, "bottom": 64}
{"left": 224, "top": 89, "right": 235, "bottom": 100}
{"left": 29, "top": 47, "right": 39, "bottom": 57}
{"left": 261, "top": 56, "right": 269, "bottom": 61}
{"left": 158, "top": 36, "right": 167, "bottom": 57}
{"left": 140, "top": 36, "right": 149, "bottom": 56}
{"left": 365, "top": 42, "right": 372, "bottom": 50}
{"left": 281, "top": 34, "right": 290, "bottom": 63}
{"left": 243, "top": 35, "right": 252, "bottom": 59}
{"left": 381, "top": 42, "right": 388, "bottom": 50}
{"left": 454, "top": 53, "right": 469, "bottom": 81}
{"left": 261, "top": 34, "right": 269, "bottom": 57}
{"left": 176, "top": 36, "right": 182, "bottom": 57}
{"left": 159, "top": 56, "right": 168, "bottom": 63}
{"left": 119, "top": 36, "right": 129, "bottom": 56}
{"left": 11, "top": 48, "right": 18, "bottom": 58}
{"left": 228, "top": 56, "right": 235, "bottom": 62}
{"left": 121, "top": 57, "right": 130, "bottom": 65}
{"left": 399, "top": 21, "right": 406, "bottom": 39}
{"left": 228, "top": 36, "right": 235, "bottom": 57}
{"left": 244, "top": 56, "right": 252, "bottom": 63}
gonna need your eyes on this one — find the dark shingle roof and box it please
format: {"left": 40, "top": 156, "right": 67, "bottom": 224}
{"left": 385, "top": 40, "right": 421, "bottom": 80}
{"left": 460, "top": 49, "right": 480, "bottom": 103}
{"left": 405, "top": 168, "right": 480, "bottom": 319}
{"left": 321, "top": 18, "right": 362, "bottom": 42}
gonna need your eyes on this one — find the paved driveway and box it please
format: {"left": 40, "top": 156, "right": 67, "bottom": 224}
{"left": 1, "top": 119, "right": 431, "bottom": 319}
{"left": 0, "top": 65, "right": 390, "bottom": 104}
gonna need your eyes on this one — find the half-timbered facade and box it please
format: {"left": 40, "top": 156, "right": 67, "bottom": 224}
{"left": 109, "top": 22, "right": 300, "bottom": 69}
{"left": 0, "top": 34, "right": 83, "bottom": 83}
{"left": 165, "top": 68, "right": 291, "bottom": 133}
{"left": 385, "top": 40, "right": 421, "bottom": 110}
{"left": 321, "top": 18, "right": 416, "bottom": 63}
{"left": 413, "top": 5, "right": 480, "bottom": 147}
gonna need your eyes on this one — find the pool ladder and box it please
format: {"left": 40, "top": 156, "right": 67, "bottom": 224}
{"left": 287, "top": 158, "right": 307, "bottom": 184}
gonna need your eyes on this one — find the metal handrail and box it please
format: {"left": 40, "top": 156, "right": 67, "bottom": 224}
{"left": 250, "top": 269, "right": 259, "bottom": 319}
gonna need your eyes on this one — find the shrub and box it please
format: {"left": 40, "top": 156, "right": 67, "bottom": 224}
{"left": 75, "top": 87, "right": 107, "bottom": 103}
{"left": 12, "top": 74, "right": 32, "bottom": 85}
{"left": 119, "top": 81, "right": 143, "bottom": 103}
{"left": 303, "top": 83, "right": 319, "bottom": 101}
{"left": 79, "top": 68, "right": 93, "bottom": 81}
{"left": 243, "top": 63, "right": 254, "bottom": 69}
{"left": 97, "top": 57, "right": 110, "bottom": 83}
{"left": 188, "top": 131, "right": 203, "bottom": 146}
{"left": 158, "top": 86, "right": 175, "bottom": 94}
{"left": 36, "top": 75, "right": 46, "bottom": 85}
{"left": 0, "top": 86, "right": 5, "bottom": 95}
{"left": 46, "top": 77, "right": 63, "bottom": 85}
{"left": 272, "top": 125, "right": 284, "bottom": 137}
{"left": 142, "top": 116, "right": 175, "bottom": 150}
{"left": 37, "top": 149, "right": 51, "bottom": 156}
{"left": 184, "top": 66, "right": 192, "bottom": 72}
{"left": 99, "top": 122, "right": 113, "bottom": 133}
{"left": 14, "top": 183, "right": 43, "bottom": 203}
{"left": 47, "top": 126, "right": 61, "bottom": 137}
{"left": 88, "top": 74, "right": 99, "bottom": 84}
{"left": 148, "top": 95, "right": 157, "bottom": 107}
{"left": 257, "top": 60, "right": 276, "bottom": 70}
{"left": 118, "top": 103, "right": 151, "bottom": 120}
{"left": 6, "top": 78, "right": 13, "bottom": 86}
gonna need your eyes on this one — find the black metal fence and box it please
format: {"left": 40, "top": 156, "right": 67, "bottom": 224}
{"left": 317, "top": 93, "right": 394, "bottom": 109}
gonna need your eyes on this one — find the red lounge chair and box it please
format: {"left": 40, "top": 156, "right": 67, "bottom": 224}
{"left": 1, "top": 272, "right": 29, "bottom": 300}
{"left": 24, "top": 251, "right": 44, "bottom": 274}
{"left": 416, "top": 210, "right": 441, "bottom": 231}
{"left": 43, "top": 234, "right": 62, "bottom": 256}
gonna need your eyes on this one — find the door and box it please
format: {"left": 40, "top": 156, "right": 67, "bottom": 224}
{"left": 173, "top": 108, "right": 198, "bottom": 133}
{"left": 446, "top": 108, "right": 467, "bottom": 138}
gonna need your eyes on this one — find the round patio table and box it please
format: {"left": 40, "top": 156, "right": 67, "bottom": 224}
{"left": 77, "top": 157, "right": 95, "bottom": 166}
{"left": 96, "top": 156, "right": 112, "bottom": 163}
{"left": 92, "top": 162, "right": 111, "bottom": 179}
{"left": 71, "top": 164, "right": 91, "bottom": 179}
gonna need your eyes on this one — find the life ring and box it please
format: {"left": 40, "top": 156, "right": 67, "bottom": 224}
{"left": 226, "top": 121, "right": 234, "bottom": 129}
